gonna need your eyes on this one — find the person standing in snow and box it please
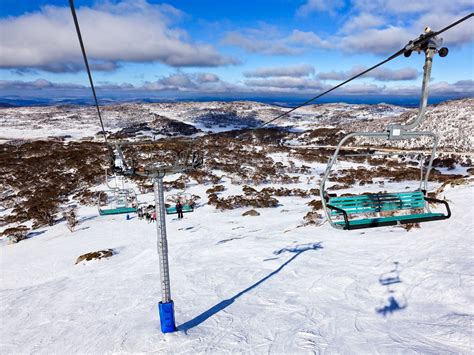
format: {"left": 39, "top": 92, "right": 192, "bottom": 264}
{"left": 176, "top": 201, "right": 184, "bottom": 220}
{"left": 151, "top": 211, "right": 156, "bottom": 222}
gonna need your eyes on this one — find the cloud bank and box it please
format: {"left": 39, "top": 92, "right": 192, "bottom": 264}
{"left": 225, "top": 0, "right": 473, "bottom": 56}
{"left": 0, "top": 0, "right": 236, "bottom": 73}
{"left": 2, "top": 77, "right": 471, "bottom": 98}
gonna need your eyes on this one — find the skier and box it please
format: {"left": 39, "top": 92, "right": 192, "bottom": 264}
{"left": 151, "top": 211, "right": 157, "bottom": 223}
{"left": 176, "top": 201, "right": 184, "bottom": 220}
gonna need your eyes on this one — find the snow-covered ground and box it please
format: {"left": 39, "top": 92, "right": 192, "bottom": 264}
{"left": 1, "top": 99, "right": 472, "bottom": 353}
{"left": 1, "top": 99, "right": 472, "bottom": 152}
{"left": 1, "top": 181, "right": 472, "bottom": 354}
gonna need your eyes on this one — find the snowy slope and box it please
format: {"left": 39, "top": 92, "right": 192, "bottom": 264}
{"left": 1, "top": 98, "right": 473, "bottom": 354}
{"left": 1, "top": 181, "right": 472, "bottom": 354}
{"left": 1, "top": 99, "right": 472, "bottom": 152}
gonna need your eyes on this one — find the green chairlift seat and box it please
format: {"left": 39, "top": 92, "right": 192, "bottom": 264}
{"left": 98, "top": 189, "right": 137, "bottom": 216}
{"left": 326, "top": 191, "right": 450, "bottom": 230}
{"left": 165, "top": 191, "right": 196, "bottom": 215}
{"left": 165, "top": 204, "right": 194, "bottom": 215}
{"left": 99, "top": 206, "right": 137, "bottom": 215}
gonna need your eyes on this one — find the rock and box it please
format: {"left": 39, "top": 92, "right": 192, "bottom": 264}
{"left": 242, "top": 209, "right": 260, "bottom": 216}
{"left": 1, "top": 225, "right": 29, "bottom": 244}
{"left": 75, "top": 249, "right": 115, "bottom": 264}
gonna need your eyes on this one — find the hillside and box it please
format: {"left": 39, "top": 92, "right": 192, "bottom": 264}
{"left": 1, "top": 174, "right": 472, "bottom": 353}
{"left": 1, "top": 99, "right": 473, "bottom": 152}
{"left": 0, "top": 99, "right": 473, "bottom": 353}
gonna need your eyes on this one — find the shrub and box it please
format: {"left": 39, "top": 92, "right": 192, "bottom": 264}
{"left": 303, "top": 211, "right": 323, "bottom": 226}
{"left": 1, "top": 225, "right": 29, "bottom": 244}
{"left": 75, "top": 249, "right": 115, "bottom": 264}
{"left": 206, "top": 185, "right": 225, "bottom": 194}
{"left": 242, "top": 209, "right": 260, "bottom": 216}
{"left": 307, "top": 199, "right": 323, "bottom": 210}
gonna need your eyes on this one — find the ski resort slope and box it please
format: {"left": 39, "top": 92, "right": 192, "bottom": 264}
{"left": 1, "top": 184, "right": 473, "bottom": 354}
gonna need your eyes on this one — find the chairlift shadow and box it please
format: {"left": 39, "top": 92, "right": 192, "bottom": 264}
{"left": 26, "top": 230, "right": 46, "bottom": 239}
{"left": 379, "top": 261, "right": 401, "bottom": 286}
{"left": 273, "top": 242, "right": 323, "bottom": 256}
{"left": 79, "top": 215, "right": 99, "bottom": 223}
{"left": 376, "top": 296, "right": 407, "bottom": 316}
{"left": 178, "top": 242, "right": 323, "bottom": 332}
{"left": 376, "top": 262, "right": 407, "bottom": 317}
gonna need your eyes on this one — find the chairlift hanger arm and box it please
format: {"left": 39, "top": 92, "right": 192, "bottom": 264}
{"left": 326, "top": 204, "right": 350, "bottom": 229}
{"left": 424, "top": 196, "right": 451, "bottom": 219}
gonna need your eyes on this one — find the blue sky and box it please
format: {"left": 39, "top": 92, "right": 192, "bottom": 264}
{"left": 0, "top": 0, "right": 472, "bottom": 103}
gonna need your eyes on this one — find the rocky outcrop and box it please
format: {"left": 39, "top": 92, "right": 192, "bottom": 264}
{"left": 75, "top": 249, "right": 116, "bottom": 264}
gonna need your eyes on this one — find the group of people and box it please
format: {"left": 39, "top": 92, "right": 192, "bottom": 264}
{"left": 136, "top": 201, "right": 185, "bottom": 222}
{"left": 137, "top": 205, "right": 156, "bottom": 223}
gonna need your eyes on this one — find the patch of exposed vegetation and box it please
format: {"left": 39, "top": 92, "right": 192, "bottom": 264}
{"left": 75, "top": 249, "right": 116, "bottom": 264}
{"left": 0, "top": 141, "right": 107, "bottom": 228}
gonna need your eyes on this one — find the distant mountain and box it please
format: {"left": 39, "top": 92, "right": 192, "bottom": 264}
{"left": 0, "top": 98, "right": 472, "bottom": 152}
{"left": 1, "top": 95, "right": 472, "bottom": 108}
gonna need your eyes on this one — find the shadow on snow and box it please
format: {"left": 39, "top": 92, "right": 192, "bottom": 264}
{"left": 376, "top": 262, "right": 407, "bottom": 316}
{"left": 179, "top": 242, "right": 323, "bottom": 332}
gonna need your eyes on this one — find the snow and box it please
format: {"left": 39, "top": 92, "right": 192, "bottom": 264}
{"left": 435, "top": 165, "right": 470, "bottom": 176}
{"left": 1, "top": 98, "right": 473, "bottom": 353}
{"left": 1, "top": 182, "right": 473, "bottom": 354}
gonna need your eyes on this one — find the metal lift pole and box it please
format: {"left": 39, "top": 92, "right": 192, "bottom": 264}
{"left": 130, "top": 151, "right": 202, "bottom": 333}
{"left": 153, "top": 176, "right": 175, "bottom": 332}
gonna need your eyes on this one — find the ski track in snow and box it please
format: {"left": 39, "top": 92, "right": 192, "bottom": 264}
{"left": 0, "top": 183, "right": 473, "bottom": 353}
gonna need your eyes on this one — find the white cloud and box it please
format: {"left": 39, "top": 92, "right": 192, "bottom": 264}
{"left": 244, "top": 77, "right": 326, "bottom": 91}
{"left": 339, "top": 0, "right": 474, "bottom": 54}
{"left": 221, "top": 26, "right": 333, "bottom": 56}
{"left": 1, "top": 78, "right": 472, "bottom": 97}
{"left": 292, "top": 0, "right": 474, "bottom": 56}
{"left": 340, "top": 26, "right": 412, "bottom": 55}
{"left": 0, "top": 0, "right": 236, "bottom": 73}
{"left": 287, "top": 30, "right": 333, "bottom": 48}
{"left": 0, "top": 79, "right": 85, "bottom": 90}
{"left": 296, "top": 0, "right": 345, "bottom": 16}
{"left": 352, "top": 0, "right": 473, "bottom": 15}
{"left": 340, "top": 13, "right": 385, "bottom": 33}
{"left": 196, "top": 73, "right": 220, "bottom": 83}
{"left": 96, "top": 82, "right": 135, "bottom": 90}
{"left": 142, "top": 72, "right": 237, "bottom": 92}
{"left": 243, "top": 65, "right": 315, "bottom": 78}
{"left": 317, "top": 66, "right": 419, "bottom": 81}
{"left": 225, "top": 5, "right": 472, "bottom": 58}
{"left": 430, "top": 80, "right": 474, "bottom": 95}
{"left": 221, "top": 31, "right": 301, "bottom": 55}
{"left": 339, "top": 83, "right": 383, "bottom": 94}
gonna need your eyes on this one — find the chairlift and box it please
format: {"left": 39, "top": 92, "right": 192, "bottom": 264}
{"left": 165, "top": 192, "right": 195, "bottom": 214}
{"left": 320, "top": 33, "right": 451, "bottom": 230}
{"left": 98, "top": 189, "right": 138, "bottom": 215}
{"left": 98, "top": 170, "right": 138, "bottom": 215}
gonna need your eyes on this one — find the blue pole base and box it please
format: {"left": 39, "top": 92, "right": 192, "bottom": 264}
{"left": 158, "top": 301, "right": 176, "bottom": 333}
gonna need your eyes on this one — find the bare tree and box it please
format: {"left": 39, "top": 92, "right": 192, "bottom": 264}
{"left": 63, "top": 207, "right": 78, "bottom": 232}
